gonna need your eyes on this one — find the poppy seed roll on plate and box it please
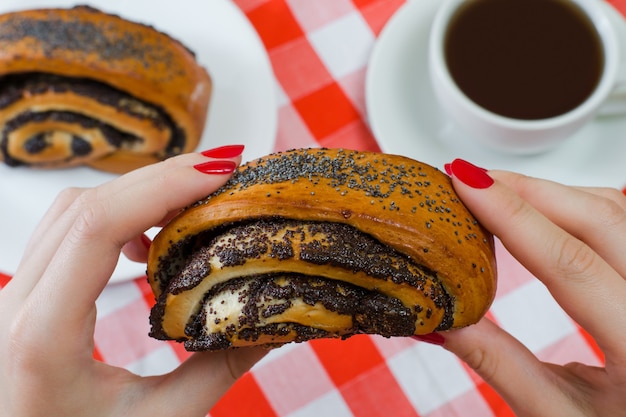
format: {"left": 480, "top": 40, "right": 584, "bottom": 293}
{"left": 147, "top": 148, "right": 497, "bottom": 351}
{"left": 0, "top": 5, "right": 211, "bottom": 173}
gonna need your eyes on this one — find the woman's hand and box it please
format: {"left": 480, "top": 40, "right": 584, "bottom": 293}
{"left": 0, "top": 146, "right": 267, "bottom": 417}
{"left": 441, "top": 159, "right": 626, "bottom": 417}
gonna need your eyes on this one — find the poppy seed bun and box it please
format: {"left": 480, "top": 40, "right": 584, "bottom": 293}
{"left": 147, "top": 148, "right": 497, "bottom": 350}
{"left": 0, "top": 5, "right": 211, "bottom": 173}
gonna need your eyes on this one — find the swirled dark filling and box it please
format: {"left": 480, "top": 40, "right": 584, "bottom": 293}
{"left": 155, "top": 219, "right": 441, "bottom": 296}
{"left": 24, "top": 131, "right": 94, "bottom": 156}
{"left": 149, "top": 219, "right": 455, "bottom": 346}
{"left": 1, "top": 111, "right": 141, "bottom": 165}
{"left": 0, "top": 72, "right": 185, "bottom": 166}
{"left": 23, "top": 133, "right": 48, "bottom": 154}
{"left": 179, "top": 274, "right": 418, "bottom": 351}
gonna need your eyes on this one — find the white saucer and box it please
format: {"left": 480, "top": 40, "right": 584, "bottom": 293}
{"left": 366, "top": 0, "right": 626, "bottom": 189}
{"left": 0, "top": 0, "right": 277, "bottom": 283}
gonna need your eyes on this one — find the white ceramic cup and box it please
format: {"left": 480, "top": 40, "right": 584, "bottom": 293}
{"left": 429, "top": 0, "right": 626, "bottom": 155}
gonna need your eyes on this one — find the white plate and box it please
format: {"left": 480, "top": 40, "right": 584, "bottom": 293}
{"left": 366, "top": 0, "right": 626, "bottom": 189}
{"left": 0, "top": 0, "right": 277, "bottom": 283}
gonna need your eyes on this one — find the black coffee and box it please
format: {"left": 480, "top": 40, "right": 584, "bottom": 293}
{"left": 444, "top": 0, "right": 604, "bottom": 120}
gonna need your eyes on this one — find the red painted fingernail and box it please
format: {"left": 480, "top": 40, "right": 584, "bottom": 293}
{"left": 447, "top": 159, "right": 493, "bottom": 189}
{"left": 444, "top": 163, "right": 452, "bottom": 176}
{"left": 412, "top": 333, "right": 445, "bottom": 346}
{"left": 200, "top": 144, "right": 245, "bottom": 159}
{"left": 193, "top": 160, "right": 237, "bottom": 175}
{"left": 140, "top": 234, "right": 152, "bottom": 250}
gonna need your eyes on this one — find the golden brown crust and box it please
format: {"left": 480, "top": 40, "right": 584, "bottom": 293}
{"left": 147, "top": 148, "right": 497, "bottom": 348}
{"left": 0, "top": 6, "right": 211, "bottom": 172}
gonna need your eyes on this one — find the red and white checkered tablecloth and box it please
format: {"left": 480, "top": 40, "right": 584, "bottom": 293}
{"left": 3, "top": 0, "right": 626, "bottom": 415}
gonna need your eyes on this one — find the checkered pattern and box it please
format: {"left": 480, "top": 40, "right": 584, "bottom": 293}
{"left": 237, "top": 0, "right": 404, "bottom": 154}
{"left": 2, "top": 0, "right": 626, "bottom": 415}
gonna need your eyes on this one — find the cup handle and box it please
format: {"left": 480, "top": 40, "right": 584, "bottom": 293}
{"left": 598, "top": 84, "right": 626, "bottom": 116}
{"left": 597, "top": 2, "right": 626, "bottom": 117}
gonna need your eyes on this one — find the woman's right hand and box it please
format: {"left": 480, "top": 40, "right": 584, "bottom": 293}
{"left": 440, "top": 159, "right": 626, "bottom": 417}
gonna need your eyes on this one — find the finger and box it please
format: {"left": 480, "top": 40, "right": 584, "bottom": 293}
{"left": 133, "top": 347, "right": 267, "bottom": 416}
{"left": 574, "top": 185, "right": 626, "bottom": 211}
{"left": 443, "top": 320, "right": 584, "bottom": 416}
{"left": 29, "top": 153, "right": 241, "bottom": 335}
{"left": 20, "top": 188, "right": 86, "bottom": 258}
{"left": 494, "top": 171, "right": 626, "bottom": 276}
{"left": 10, "top": 155, "right": 192, "bottom": 297}
{"left": 446, "top": 160, "right": 626, "bottom": 359}
{"left": 13, "top": 147, "right": 242, "bottom": 293}
{"left": 121, "top": 234, "right": 152, "bottom": 264}
{"left": 5, "top": 187, "right": 87, "bottom": 306}
{"left": 9, "top": 159, "right": 184, "bottom": 302}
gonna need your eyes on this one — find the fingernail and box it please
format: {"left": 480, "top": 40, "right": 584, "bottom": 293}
{"left": 200, "top": 144, "right": 245, "bottom": 159}
{"left": 193, "top": 160, "right": 237, "bottom": 175}
{"left": 412, "top": 333, "right": 445, "bottom": 346}
{"left": 447, "top": 159, "right": 493, "bottom": 189}
{"left": 140, "top": 234, "right": 152, "bottom": 250}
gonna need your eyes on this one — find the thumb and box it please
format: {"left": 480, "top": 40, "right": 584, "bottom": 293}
{"left": 442, "top": 319, "right": 569, "bottom": 416}
{"left": 443, "top": 318, "right": 537, "bottom": 387}
{"left": 136, "top": 347, "right": 268, "bottom": 417}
